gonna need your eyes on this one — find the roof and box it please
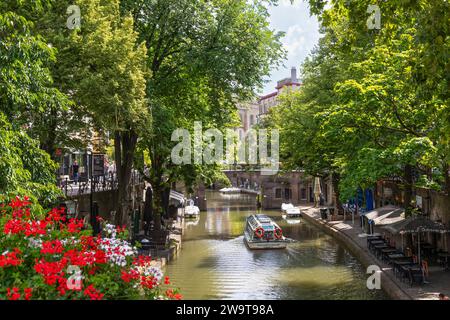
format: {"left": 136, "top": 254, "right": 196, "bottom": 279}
{"left": 259, "top": 91, "right": 278, "bottom": 101}
{"left": 382, "top": 216, "right": 450, "bottom": 234}
{"left": 255, "top": 214, "right": 272, "bottom": 224}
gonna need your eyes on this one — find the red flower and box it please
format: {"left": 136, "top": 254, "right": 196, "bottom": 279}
{"left": 140, "top": 275, "right": 157, "bottom": 289}
{"left": 94, "top": 250, "right": 107, "bottom": 264}
{"left": 121, "top": 269, "right": 139, "bottom": 283}
{"left": 46, "top": 207, "right": 67, "bottom": 223}
{"left": 174, "top": 293, "right": 182, "bottom": 300}
{"left": 41, "top": 240, "right": 64, "bottom": 255}
{"left": 24, "top": 220, "right": 48, "bottom": 236}
{"left": 164, "top": 289, "right": 182, "bottom": 300}
{"left": 66, "top": 218, "right": 84, "bottom": 233}
{"left": 3, "top": 219, "right": 24, "bottom": 234}
{"left": 24, "top": 288, "right": 32, "bottom": 300}
{"left": 34, "top": 258, "right": 68, "bottom": 285}
{"left": 165, "top": 289, "right": 174, "bottom": 298}
{"left": 6, "top": 287, "right": 21, "bottom": 300}
{"left": 64, "top": 249, "right": 89, "bottom": 267}
{"left": 83, "top": 285, "right": 103, "bottom": 300}
{"left": 164, "top": 276, "right": 170, "bottom": 285}
{"left": 9, "top": 196, "right": 31, "bottom": 209}
{"left": 133, "top": 255, "right": 151, "bottom": 266}
{"left": 0, "top": 248, "right": 23, "bottom": 267}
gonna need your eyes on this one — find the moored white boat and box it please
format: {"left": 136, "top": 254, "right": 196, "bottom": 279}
{"left": 185, "top": 215, "right": 200, "bottom": 226}
{"left": 281, "top": 203, "right": 294, "bottom": 213}
{"left": 244, "top": 214, "right": 289, "bottom": 249}
{"left": 184, "top": 199, "right": 200, "bottom": 218}
{"left": 283, "top": 217, "right": 301, "bottom": 224}
{"left": 219, "top": 187, "right": 242, "bottom": 194}
{"left": 285, "top": 207, "right": 302, "bottom": 217}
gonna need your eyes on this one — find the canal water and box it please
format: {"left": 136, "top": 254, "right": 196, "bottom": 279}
{"left": 166, "top": 191, "right": 388, "bottom": 300}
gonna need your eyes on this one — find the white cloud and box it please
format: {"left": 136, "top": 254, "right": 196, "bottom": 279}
{"left": 261, "top": 1, "right": 321, "bottom": 94}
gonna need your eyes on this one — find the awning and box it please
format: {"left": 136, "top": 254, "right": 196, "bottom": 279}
{"left": 169, "top": 190, "right": 185, "bottom": 205}
{"left": 373, "top": 208, "right": 405, "bottom": 226}
{"left": 363, "top": 205, "right": 399, "bottom": 219}
{"left": 382, "top": 216, "right": 450, "bottom": 235}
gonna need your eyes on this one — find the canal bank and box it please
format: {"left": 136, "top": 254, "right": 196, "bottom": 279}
{"left": 164, "top": 191, "right": 388, "bottom": 300}
{"left": 300, "top": 206, "right": 413, "bottom": 300}
{"left": 145, "top": 211, "right": 186, "bottom": 269}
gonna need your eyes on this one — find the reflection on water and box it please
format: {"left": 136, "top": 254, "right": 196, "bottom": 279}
{"left": 166, "top": 191, "right": 388, "bottom": 300}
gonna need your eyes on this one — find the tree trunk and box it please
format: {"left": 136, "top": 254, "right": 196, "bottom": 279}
{"left": 40, "top": 107, "right": 58, "bottom": 160}
{"left": 151, "top": 180, "right": 165, "bottom": 231}
{"left": 149, "top": 151, "right": 164, "bottom": 231}
{"left": 404, "top": 164, "right": 413, "bottom": 213}
{"left": 114, "top": 130, "right": 138, "bottom": 226}
{"left": 332, "top": 172, "right": 343, "bottom": 213}
{"left": 444, "top": 164, "right": 450, "bottom": 196}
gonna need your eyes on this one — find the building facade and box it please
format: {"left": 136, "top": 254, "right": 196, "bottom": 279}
{"left": 258, "top": 67, "right": 302, "bottom": 118}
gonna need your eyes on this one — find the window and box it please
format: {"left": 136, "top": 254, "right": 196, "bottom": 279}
{"left": 300, "top": 188, "right": 307, "bottom": 200}
{"left": 275, "top": 188, "right": 282, "bottom": 199}
{"left": 284, "top": 188, "right": 292, "bottom": 200}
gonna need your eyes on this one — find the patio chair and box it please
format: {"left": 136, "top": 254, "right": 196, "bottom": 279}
{"left": 408, "top": 268, "right": 424, "bottom": 286}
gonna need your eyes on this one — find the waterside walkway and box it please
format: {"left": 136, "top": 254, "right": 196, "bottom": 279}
{"left": 300, "top": 206, "right": 450, "bottom": 300}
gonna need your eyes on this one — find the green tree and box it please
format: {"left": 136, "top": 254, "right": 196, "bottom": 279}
{"left": 121, "top": 0, "right": 285, "bottom": 229}
{"left": 267, "top": 0, "right": 449, "bottom": 212}
{"left": 15, "top": 0, "right": 149, "bottom": 225}
{"left": 0, "top": 8, "right": 63, "bottom": 204}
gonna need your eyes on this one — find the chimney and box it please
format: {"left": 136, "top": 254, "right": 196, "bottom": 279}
{"left": 291, "top": 67, "right": 297, "bottom": 82}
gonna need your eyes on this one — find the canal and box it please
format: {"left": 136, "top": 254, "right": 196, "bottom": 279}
{"left": 166, "top": 191, "right": 388, "bottom": 300}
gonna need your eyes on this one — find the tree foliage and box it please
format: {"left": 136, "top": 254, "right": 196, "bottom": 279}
{"left": 265, "top": 0, "right": 449, "bottom": 209}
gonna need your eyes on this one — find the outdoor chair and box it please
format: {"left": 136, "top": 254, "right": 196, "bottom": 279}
{"left": 408, "top": 268, "right": 424, "bottom": 286}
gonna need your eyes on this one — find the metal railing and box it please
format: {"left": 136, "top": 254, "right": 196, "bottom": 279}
{"left": 58, "top": 171, "right": 143, "bottom": 197}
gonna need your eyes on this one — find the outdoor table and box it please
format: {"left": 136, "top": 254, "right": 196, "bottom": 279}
{"left": 388, "top": 253, "right": 405, "bottom": 258}
{"left": 438, "top": 253, "right": 450, "bottom": 271}
{"left": 368, "top": 239, "right": 384, "bottom": 244}
{"left": 400, "top": 265, "right": 423, "bottom": 284}
{"left": 373, "top": 244, "right": 389, "bottom": 249}
{"left": 368, "top": 240, "right": 386, "bottom": 251}
{"left": 381, "top": 248, "right": 398, "bottom": 262}
{"left": 373, "top": 244, "right": 389, "bottom": 258}
{"left": 393, "top": 261, "right": 415, "bottom": 278}
{"left": 367, "top": 235, "right": 382, "bottom": 241}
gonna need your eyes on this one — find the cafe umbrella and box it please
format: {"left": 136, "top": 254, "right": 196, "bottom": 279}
{"left": 385, "top": 216, "right": 450, "bottom": 265}
{"left": 313, "top": 177, "right": 321, "bottom": 208}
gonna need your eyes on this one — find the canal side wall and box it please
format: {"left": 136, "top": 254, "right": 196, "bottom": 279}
{"left": 301, "top": 207, "right": 412, "bottom": 300}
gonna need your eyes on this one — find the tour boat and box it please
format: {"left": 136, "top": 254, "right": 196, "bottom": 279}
{"left": 244, "top": 214, "right": 289, "bottom": 249}
{"left": 184, "top": 199, "right": 200, "bottom": 218}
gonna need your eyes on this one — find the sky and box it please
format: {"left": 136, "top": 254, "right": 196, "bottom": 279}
{"left": 261, "top": 0, "right": 321, "bottom": 95}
